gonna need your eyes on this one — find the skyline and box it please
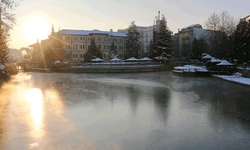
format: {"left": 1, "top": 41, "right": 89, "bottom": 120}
{"left": 9, "top": 0, "right": 249, "bottom": 49}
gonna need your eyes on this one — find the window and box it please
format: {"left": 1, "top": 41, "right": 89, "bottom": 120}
{"left": 107, "top": 38, "right": 111, "bottom": 41}
{"left": 62, "top": 36, "right": 66, "bottom": 40}
{"left": 82, "top": 45, "right": 85, "bottom": 49}
{"left": 67, "top": 37, "right": 70, "bottom": 40}
{"left": 80, "top": 37, "right": 82, "bottom": 40}
{"left": 98, "top": 45, "right": 101, "bottom": 49}
{"left": 104, "top": 54, "right": 106, "bottom": 58}
{"left": 80, "top": 54, "right": 83, "bottom": 58}
{"left": 122, "top": 39, "right": 123, "bottom": 42}
{"left": 119, "top": 39, "right": 121, "bottom": 42}
{"left": 68, "top": 45, "right": 70, "bottom": 49}
{"left": 80, "top": 45, "right": 82, "bottom": 49}
{"left": 88, "top": 45, "right": 90, "bottom": 50}
{"left": 82, "top": 37, "right": 85, "bottom": 41}
{"left": 104, "top": 45, "right": 106, "bottom": 49}
{"left": 73, "top": 54, "right": 75, "bottom": 58}
{"left": 73, "top": 44, "right": 77, "bottom": 49}
{"left": 115, "top": 45, "right": 117, "bottom": 49}
{"left": 104, "top": 38, "right": 106, "bottom": 41}
{"left": 76, "top": 54, "right": 78, "bottom": 58}
{"left": 65, "top": 44, "right": 67, "bottom": 49}
{"left": 73, "top": 36, "right": 77, "bottom": 40}
{"left": 107, "top": 45, "right": 110, "bottom": 49}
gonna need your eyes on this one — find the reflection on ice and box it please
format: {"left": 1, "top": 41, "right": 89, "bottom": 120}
{"left": 26, "top": 88, "right": 43, "bottom": 125}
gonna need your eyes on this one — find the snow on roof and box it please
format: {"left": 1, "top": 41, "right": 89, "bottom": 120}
{"left": 137, "top": 26, "right": 148, "bottom": 29}
{"left": 59, "top": 29, "right": 127, "bottom": 37}
{"left": 210, "top": 57, "right": 222, "bottom": 63}
{"left": 181, "top": 24, "right": 200, "bottom": 30}
{"left": 202, "top": 54, "right": 213, "bottom": 59}
{"left": 217, "top": 60, "right": 234, "bottom": 66}
{"left": 188, "top": 24, "right": 199, "bottom": 28}
{"left": 91, "top": 58, "right": 104, "bottom": 62}
{"left": 140, "top": 57, "right": 152, "bottom": 61}
{"left": 110, "top": 58, "right": 122, "bottom": 61}
{"left": 125, "top": 57, "right": 139, "bottom": 61}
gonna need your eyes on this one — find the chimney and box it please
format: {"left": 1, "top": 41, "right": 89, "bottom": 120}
{"left": 110, "top": 29, "right": 113, "bottom": 36}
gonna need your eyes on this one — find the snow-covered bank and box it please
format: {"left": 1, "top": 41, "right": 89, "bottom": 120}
{"left": 212, "top": 74, "right": 250, "bottom": 86}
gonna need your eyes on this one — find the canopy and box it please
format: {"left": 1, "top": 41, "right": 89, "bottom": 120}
{"left": 125, "top": 57, "right": 139, "bottom": 61}
{"left": 139, "top": 57, "right": 152, "bottom": 61}
{"left": 91, "top": 58, "right": 104, "bottom": 62}
{"left": 217, "top": 60, "right": 234, "bottom": 66}
{"left": 110, "top": 57, "right": 122, "bottom": 62}
{"left": 202, "top": 54, "right": 212, "bottom": 59}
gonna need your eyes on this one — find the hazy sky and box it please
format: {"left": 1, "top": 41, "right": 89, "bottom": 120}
{"left": 9, "top": 0, "right": 249, "bottom": 49}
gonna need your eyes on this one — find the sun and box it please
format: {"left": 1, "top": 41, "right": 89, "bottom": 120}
{"left": 22, "top": 16, "right": 51, "bottom": 43}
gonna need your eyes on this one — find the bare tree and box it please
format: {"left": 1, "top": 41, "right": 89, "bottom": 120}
{"left": 205, "top": 13, "right": 220, "bottom": 31}
{"left": 204, "top": 11, "right": 238, "bottom": 58}
{"left": 205, "top": 10, "right": 237, "bottom": 36}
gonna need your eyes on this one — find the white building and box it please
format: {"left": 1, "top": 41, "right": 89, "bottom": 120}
{"left": 178, "top": 24, "right": 212, "bottom": 56}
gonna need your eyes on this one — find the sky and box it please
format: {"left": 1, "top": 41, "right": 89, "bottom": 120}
{"left": 8, "top": 0, "right": 250, "bottom": 49}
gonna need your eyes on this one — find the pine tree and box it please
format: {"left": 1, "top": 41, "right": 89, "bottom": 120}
{"left": 233, "top": 20, "right": 250, "bottom": 63}
{"left": 125, "top": 21, "right": 140, "bottom": 59}
{"left": 154, "top": 15, "right": 173, "bottom": 57}
{"left": 89, "top": 38, "right": 98, "bottom": 57}
{"left": 55, "top": 30, "right": 64, "bottom": 62}
{"left": 110, "top": 41, "right": 116, "bottom": 55}
{"left": 191, "top": 38, "right": 206, "bottom": 60}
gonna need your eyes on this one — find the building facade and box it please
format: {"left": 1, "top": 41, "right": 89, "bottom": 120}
{"left": 58, "top": 29, "right": 127, "bottom": 62}
{"left": 178, "top": 24, "right": 212, "bottom": 57}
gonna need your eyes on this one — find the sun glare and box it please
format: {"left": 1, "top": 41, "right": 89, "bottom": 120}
{"left": 26, "top": 88, "right": 43, "bottom": 125}
{"left": 22, "top": 16, "right": 51, "bottom": 43}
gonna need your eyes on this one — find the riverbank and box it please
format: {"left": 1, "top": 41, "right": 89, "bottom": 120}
{"left": 212, "top": 74, "right": 250, "bottom": 87}
{"left": 26, "top": 64, "right": 171, "bottom": 73}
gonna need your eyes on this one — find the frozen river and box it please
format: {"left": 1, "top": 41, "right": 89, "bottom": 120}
{"left": 1, "top": 71, "right": 250, "bottom": 149}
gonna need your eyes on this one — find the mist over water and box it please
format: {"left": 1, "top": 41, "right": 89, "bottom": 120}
{"left": 1, "top": 71, "right": 250, "bottom": 149}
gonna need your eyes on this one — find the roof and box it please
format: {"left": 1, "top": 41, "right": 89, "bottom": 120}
{"left": 217, "top": 60, "right": 234, "bottom": 66}
{"left": 58, "top": 29, "right": 127, "bottom": 37}
{"left": 181, "top": 24, "right": 201, "bottom": 30}
{"left": 28, "top": 43, "right": 40, "bottom": 47}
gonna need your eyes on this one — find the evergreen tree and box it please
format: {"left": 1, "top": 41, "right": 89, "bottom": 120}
{"left": 233, "top": 20, "right": 250, "bottom": 63}
{"left": 148, "top": 39, "right": 154, "bottom": 57}
{"left": 55, "top": 30, "right": 65, "bottom": 62}
{"left": 154, "top": 15, "right": 173, "bottom": 57}
{"left": 191, "top": 38, "right": 206, "bottom": 60}
{"left": 89, "top": 38, "right": 97, "bottom": 57}
{"left": 110, "top": 41, "right": 116, "bottom": 55}
{"left": 125, "top": 21, "right": 140, "bottom": 59}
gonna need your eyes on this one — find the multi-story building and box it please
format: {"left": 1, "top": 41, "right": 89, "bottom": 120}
{"left": 178, "top": 24, "right": 212, "bottom": 57}
{"left": 172, "top": 33, "right": 179, "bottom": 56}
{"left": 240, "top": 14, "right": 250, "bottom": 22}
{"left": 58, "top": 29, "right": 127, "bottom": 62}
